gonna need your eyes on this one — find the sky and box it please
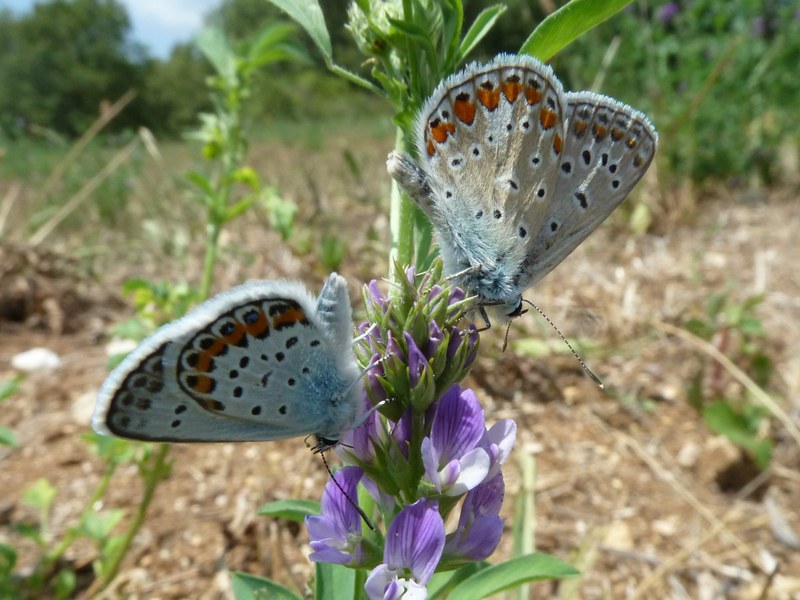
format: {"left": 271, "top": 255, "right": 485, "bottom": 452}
{"left": 0, "top": 0, "right": 223, "bottom": 58}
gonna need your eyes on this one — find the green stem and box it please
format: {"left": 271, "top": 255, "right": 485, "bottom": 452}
{"left": 389, "top": 128, "right": 416, "bottom": 283}
{"left": 35, "top": 460, "right": 118, "bottom": 583}
{"left": 200, "top": 220, "right": 222, "bottom": 300}
{"left": 96, "top": 443, "right": 171, "bottom": 592}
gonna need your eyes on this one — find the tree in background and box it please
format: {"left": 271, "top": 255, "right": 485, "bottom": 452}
{"left": 0, "top": 0, "right": 147, "bottom": 138}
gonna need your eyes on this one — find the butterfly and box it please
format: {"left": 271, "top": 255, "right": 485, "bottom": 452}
{"left": 387, "top": 53, "right": 658, "bottom": 325}
{"left": 92, "top": 273, "right": 362, "bottom": 448}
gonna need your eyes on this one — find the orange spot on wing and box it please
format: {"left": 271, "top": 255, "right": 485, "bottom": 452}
{"left": 633, "top": 154, "right": 643, "bottom": 168}
{"left": 611, "top": 127, "right": 624, "bottom": 141}
{"left": 501, "top": 79, "right": 521, "bottom": 103}
{"left": 593, "top": 124, "right": 607, "bottom": 141}
{"left": 539, "top": 107, "right": 557, "bottom": 129}
{"left": 477, "top": 86, "right": 500, "bottom": 111}
{"left": 572, "top": 120, "right": 587, "bottom": 136}
{"left": 553, "top": 134, "right": 563, "bottom": 155}
{"left": 243, "top": 310, "right": 270, "bottom": 338}
{"left": 626, "top": 136, "right": 637, "bottom": 148}
{"left": 453, "top": 95, "right": 476, "bottom": 125}
{"left": 430, "top": 118, "right": 455, "bottom": 143}
{"left": 272, "top": 306, "right": 308, "bottom": 330}
{"left": 197, "top": 397, "right": 225, "bottom": 412}
{"left": 426, "top": 138, "right": 435, "bottom": 157}
{"left": 222, "top": 322, "right": 246, "bottom": 346}
{"left": 524, "top": 85, "right": 543, "bottom": 105}
{"left": 192, "top": 375, "right": 215, "bottom": 394}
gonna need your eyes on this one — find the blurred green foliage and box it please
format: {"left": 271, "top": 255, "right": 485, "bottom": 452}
{"left": 0, "top": 0, "right": 797, "bottom": 183}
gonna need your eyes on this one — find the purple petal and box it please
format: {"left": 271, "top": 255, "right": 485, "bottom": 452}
{"left": 421, "top": 436, "right": 440, "bottom": 490}
{"left": 445, "top": 474, "right": 505, "bottom": 560}
{"left": 430, "top": 386, "right": 485, "bottom": 463}
{"left": 385, "top": 330, "right": 404, "bottom": 362}
{"left": 427, "top": 321, "right": 444, "bottom": 358}
{"left": 448, "top": 286, "right": 466, "bottom": 305}
{"left": 447, "top": 514, "right": 503, "bottom": 561}
{"left": 385, "top": 498, "right": 444, "bottom": 584}
{"left": 404, "top": 332, "right": 428, "bottom": 388}
{"left": 367, "top": 280, "right": 389, "bottom": 312}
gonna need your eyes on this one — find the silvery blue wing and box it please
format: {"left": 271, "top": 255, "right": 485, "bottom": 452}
{"left": 388, "top": 53, "right": 658, "bottom": 324}
{"left": 92, "top": 273, "right": 362, "bottom": 446}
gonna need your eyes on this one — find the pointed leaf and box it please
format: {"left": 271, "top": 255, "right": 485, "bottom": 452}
{"left": 231, "top": 572, "right": 300, "bottom": 600}
{"left": 196, "top": 27, "right": 236, "bottom": 82}
{"left": 316, "top": 562, "right": 355, "bottom": 599}
{"left": 0, "top": 426, "right": 17, "bottom": 447}
{"left": 447, "top": 553, "right": 579, "bottom": 599}
{"left": 265, "top": 0, "right": 332, "bottom": 63}
{"left": 456, "top": 5, "right": 506, "bottom": 64}
{"left": 257, "top": 499, "right": 320, "bottom": 522}
{"left": 520, "top": 0, "right": 634, "bottom": 61}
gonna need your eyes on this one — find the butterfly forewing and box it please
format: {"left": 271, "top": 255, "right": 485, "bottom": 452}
{"left": 516, "top": 91, "right": 659, "bottom": 288}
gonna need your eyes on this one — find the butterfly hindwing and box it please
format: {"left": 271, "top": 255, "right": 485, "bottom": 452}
{"left": 93, "top": 275, "right": 361, "bottom": 443}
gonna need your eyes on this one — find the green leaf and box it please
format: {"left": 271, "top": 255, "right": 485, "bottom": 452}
{"left": 0, "top": 543, "right": 17, "bottom": 575}
{"left": 80, "top": 509, "right": 125, "bottom": 541}
{"left": 316, "top": 562, "right": 355, "bottom": 599}
{"left": 54, "top": 568, "right": 77, "bottom": 600}
{"left": 265, "top": 0, "right": 332, "bottom": 63}
{"left": 456, "top": 5, "right": 506, "bottom": 64}
{"left": 231, "top": 572, "right": 300, "bottom": 600}
{"left": 0, "top": 376, "right": 22, "bottom": 401}
{"left": 196, "top": 27, "right": 236, "bottom": 82}
{"left": 224, "top": 197, "right": 255, "bottom": 223}
{"left": 428, "top": 563, "right": 488, "bottom": 599}
{"left": 22, "top": 478, "right": 57, "bottom": 513}
{"left": 520, "top": 0, "right": 635, "bottom": 62}
{"left": 702, "top": 401, "right": 772, "bottom": 469}
{"left": 257, "top": 499, "right": 319, "bottom": 522}
{"left": 447, "top": 553, "right": 579, "bottom": 599}
{"left": 705, "top": 292, "right": 728, "bottom": 320}
{"left": 0, "top": 426, "right": 17, "bottom": 447}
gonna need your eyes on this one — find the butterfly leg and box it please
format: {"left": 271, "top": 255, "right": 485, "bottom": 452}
{"left": 387, "top": 151, "right": 433, "bottom": 206}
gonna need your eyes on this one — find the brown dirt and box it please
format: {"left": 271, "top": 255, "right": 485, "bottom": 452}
{"left": 1, "top": 136, "right": 799, "bottom": 599}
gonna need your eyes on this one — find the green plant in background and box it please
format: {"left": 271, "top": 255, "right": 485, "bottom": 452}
{"left": 565, "top": 0, "right": 800, "bottom": 185}
{"left": 0, "top": 376, "right": 22, "bottom": 447}
{"left": 685, "top": 291, "right": 774, "bottom": 469}
{"left": 187, "top": 22, "right": 303, "bottom": 297}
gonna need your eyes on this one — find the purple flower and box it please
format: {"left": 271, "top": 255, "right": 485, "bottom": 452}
{"left": 405, "top": 332, "right": 429, "bottom": 388}
{"left": 306, "top": 467, "right": 366, "bottom": 566}
{"left": 367, "top": 279, "right": 390, "bottom": 313}
{"left": 365, "top": 499, "right": 445, "bottom": 599}
{"left": 339, "top": 401, "right": 383, "bottom": 463}
{"left": 421, "top": 386, "right": 516, "bottom": 496}
{"left": 444, "top": 473, "right": 505, "bottom": 561}
{"left": 421, "top": 386, "right": 491, "bottom": 496}
{"left": 658, "top": 2, "right": 679, "bottom": 25}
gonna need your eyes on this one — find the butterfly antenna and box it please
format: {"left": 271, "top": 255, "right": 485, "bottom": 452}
{"left": 521, "top": 298, "right": 603, "bottom": 388}
{"left": 319, "top": 451, "right": 376, "bottom": 531}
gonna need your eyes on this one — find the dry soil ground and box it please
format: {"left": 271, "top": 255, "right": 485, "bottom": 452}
{"left": 1, "top": 135, "right": 799, "bottom": 599}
